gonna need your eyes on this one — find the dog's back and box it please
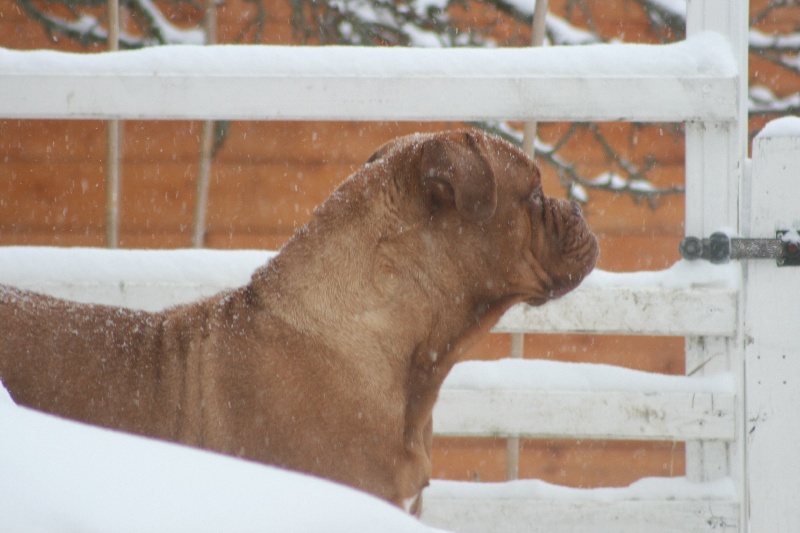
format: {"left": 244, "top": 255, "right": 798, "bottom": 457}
{"left": 0, "top": 285, "right": 169, "bottom": 435}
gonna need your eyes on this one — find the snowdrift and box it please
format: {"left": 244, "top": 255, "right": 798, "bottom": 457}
{"left": 0, "top": 381, "right": 444, "bottom": 533}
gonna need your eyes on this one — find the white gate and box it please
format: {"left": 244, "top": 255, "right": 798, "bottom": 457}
{"left": 2, "top": 0, "right": 799, "bottom": 531}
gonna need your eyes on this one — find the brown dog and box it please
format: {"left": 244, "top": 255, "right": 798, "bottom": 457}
{"left": 0, "top": 129, "right": 598, "bottom": 513}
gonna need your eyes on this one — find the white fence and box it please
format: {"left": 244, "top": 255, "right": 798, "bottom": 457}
{"left": 3, "top": 0, "right": 800, "bottom": 531}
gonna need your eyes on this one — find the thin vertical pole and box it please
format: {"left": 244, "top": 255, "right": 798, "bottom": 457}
{"left": 105, "top": 0, "right": 120, "bottom": 248}
{"left": 505, "top": 333, "right": 524, "bottom": 480}
{"left": 192, "top": 0, "right": 217, "bottom": 248}
{"left": 107, "top": 0, "right": 118, "bottom": 46}
{"left": 192, "top": 122, "right": 215, "bottom": 248}
{"left": 507, "top": 0, "right": 548, "bottom": 482}
{"left": 106, "top": 123, "right": 120, "bottom": 248}
{"left": 521, "top": 0, "right": 548, "bottom": 156}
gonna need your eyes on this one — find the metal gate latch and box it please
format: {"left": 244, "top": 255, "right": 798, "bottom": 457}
{"left": 680, "top": 231, "right": 800, "bottom": 266}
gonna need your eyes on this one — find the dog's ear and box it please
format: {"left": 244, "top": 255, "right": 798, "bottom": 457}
{"left": 366, "top": 141, "right": 393, "bottom": 164}
{"left": 420, "top": 131, "right": 497, "bottom": 222}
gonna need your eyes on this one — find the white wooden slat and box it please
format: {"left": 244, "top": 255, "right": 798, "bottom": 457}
{"left": 493, "top": 274, "right": 738, "bottom": 337}
{"left": 494, "top": 285, "right": 736, "bottom": 336}
{"left": 421, "top": 478, "right": 740, "bottom": 533}
{"left": 0, "top": 74, "right": 736, "bottom": 122}
{"left": 422, "top": 498, "right": 739, "bottom": 533}
{"left": 7, "top": 275, "right": 739, "bottom": 336}
{"left": 433, "top": 389, "right": 735, "bottom": 441}
{"left": 4, "top": 280, "right": 235, "bottom": 313}
{"left": 0, "top": 247, "right": 271, "bottom": 312}
{"left": 435, "top": 359, "right": 735, "bottom": 441}
{"left": 0, "top": 34, "right": 737, "bottom": 122}
{"left": 685, "top": 337, "right": 734, "bottom": 483}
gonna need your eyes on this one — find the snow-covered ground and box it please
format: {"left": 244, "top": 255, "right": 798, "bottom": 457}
{"left": 0, "top": 382, "right": 446, "bottom": 533}
{"left": 0, "top": 374, "right": 737, "bottom": 532}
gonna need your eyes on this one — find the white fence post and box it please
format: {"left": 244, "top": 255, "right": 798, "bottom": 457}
{"left": 745, "top": 117, "right": 800, "bottom": 532}
{"left": 683, "top": 5, "right": 748, "bottom": 521}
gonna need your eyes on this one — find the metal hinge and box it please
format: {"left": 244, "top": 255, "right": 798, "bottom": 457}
{"left": 680, "top": 231, "right": 800, "bottom": 266}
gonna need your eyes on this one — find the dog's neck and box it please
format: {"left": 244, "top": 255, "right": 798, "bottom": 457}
{"left": 251, "top": 173, "right": 428, "bottom": 360}
{"left": 250, "top": 187, "right": 521, "bottom": 453}
{"left": 251, "top": 214, "right": 427, "bottom": 369}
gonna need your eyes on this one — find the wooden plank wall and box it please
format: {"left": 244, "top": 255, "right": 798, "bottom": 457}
{"left": 0, "top": 0, "right": 796, "bottom": 489}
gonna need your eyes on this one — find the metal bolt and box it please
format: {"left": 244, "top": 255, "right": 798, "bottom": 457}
{"left": 679, "top": 236, "right": 703, "bottom": 260}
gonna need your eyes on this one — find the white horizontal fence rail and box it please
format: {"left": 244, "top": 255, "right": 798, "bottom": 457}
{"left": 435, "top": 376, "right": 735, "bottom": 441}
{"left": 436, "top": 388, "right": 733, "bottom": 441}
{"left": 495, "top": 263, "right": 738, "bottom": 336}
{"left": 422, "top": 487, "right": 740, "bottom": 533}
{"left": 0, "top": 272, "right": 739, "bottom": 336}
{"left": 0, "top": 247, "right": 738, "bottom": 337}
{"left": 0, "top": 32, "right": 736, "bottom": 122}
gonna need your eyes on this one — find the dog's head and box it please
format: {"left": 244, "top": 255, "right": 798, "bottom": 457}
{"left": 361, "top": 129, "right": 599, "bottom": 308}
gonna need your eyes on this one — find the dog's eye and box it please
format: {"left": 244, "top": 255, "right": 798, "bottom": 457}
{"left": 527, "top": 189, "right": 543, "bottom": 205}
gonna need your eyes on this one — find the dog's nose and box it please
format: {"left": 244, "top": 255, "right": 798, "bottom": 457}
{"left": 570, "top": 200, "right": 583, "bottom": 217}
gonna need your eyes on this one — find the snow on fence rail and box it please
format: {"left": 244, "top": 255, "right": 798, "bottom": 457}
{"left": 0, "top": 31, "right": 736, "bottom": 122}
{"left": 0, "top": 247, "right": 739, "bottom": 337}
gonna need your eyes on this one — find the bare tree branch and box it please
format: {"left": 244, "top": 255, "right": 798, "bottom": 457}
{"left": 16, "top": 0, "right": 147, "bottom": 47}
{"left": 750, "top": 86, "right": 800, "bottom": 115}
{"left": 474, "top": 121, "right": 684, "bottom": 208}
